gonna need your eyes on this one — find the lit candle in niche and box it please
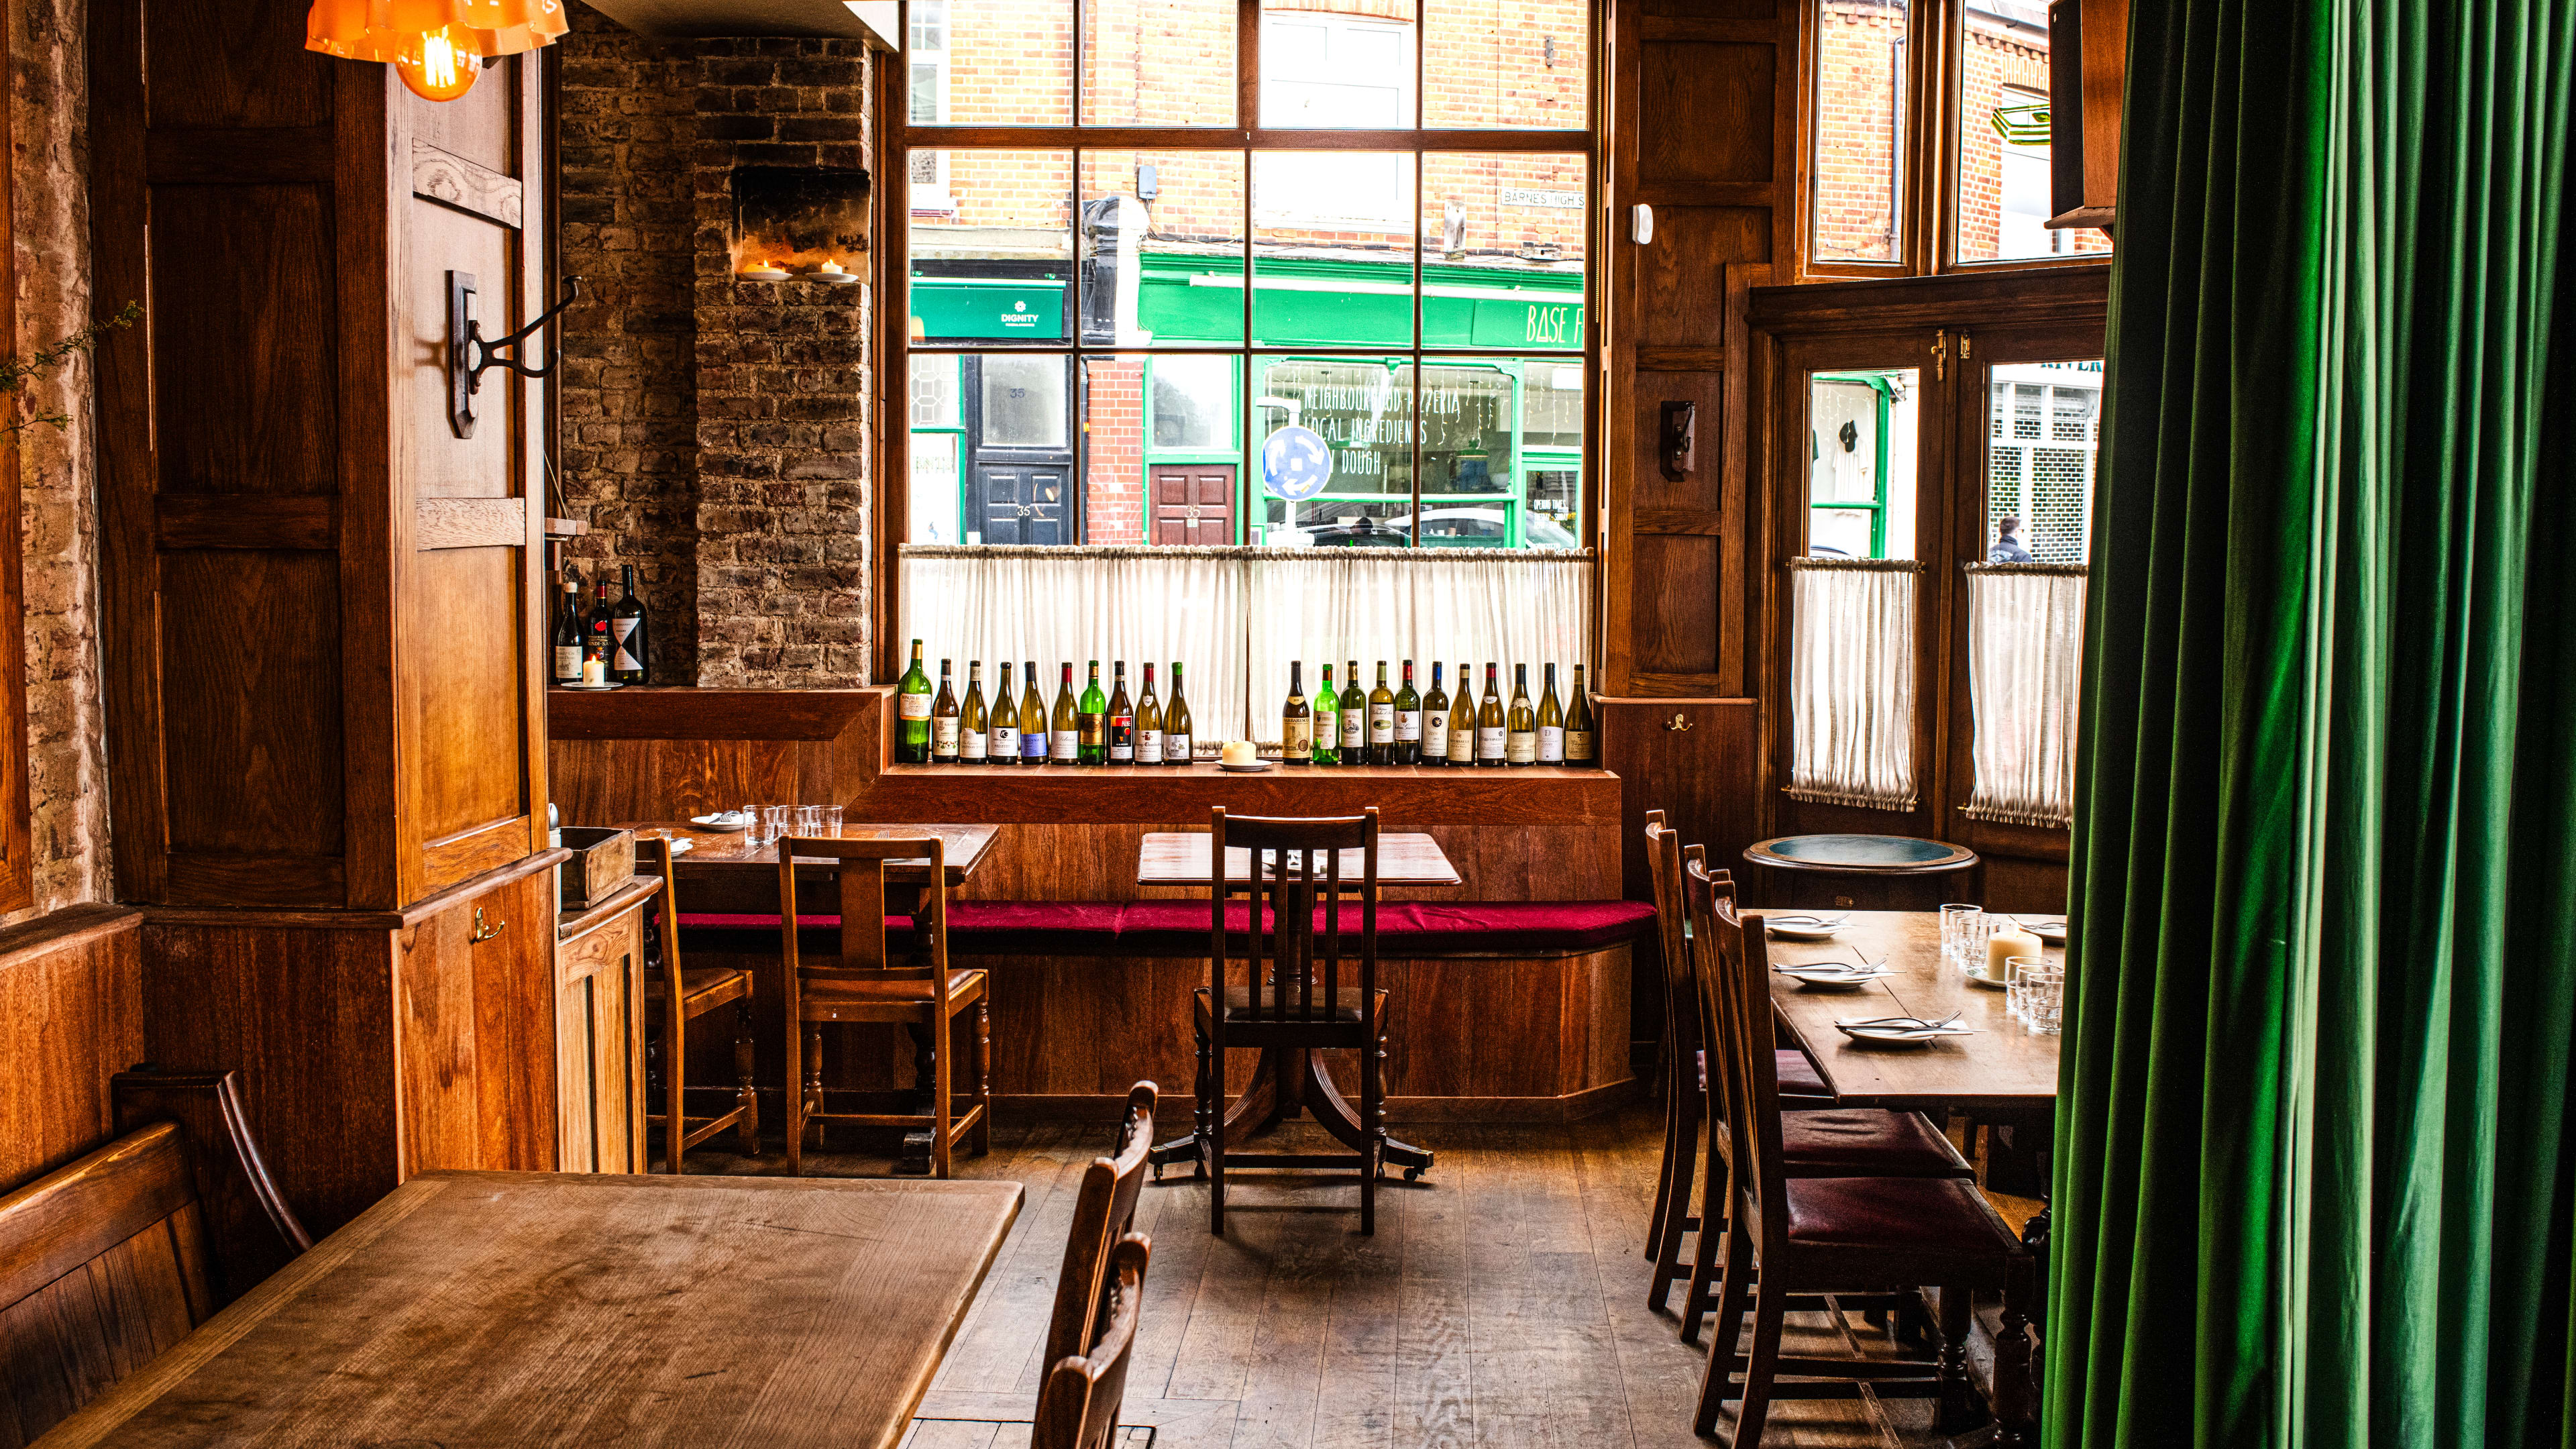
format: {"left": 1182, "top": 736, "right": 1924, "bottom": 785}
{"left": 818, "top": 260, "right": 843, "bottom": 275}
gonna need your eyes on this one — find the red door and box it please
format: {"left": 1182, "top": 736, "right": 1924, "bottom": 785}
{"left": 1150, "top": 465, "right": 1235, "bottom": 545}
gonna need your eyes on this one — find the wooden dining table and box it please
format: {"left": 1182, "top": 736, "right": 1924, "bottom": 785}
{"left": 1137, "top": 828, "right": 1457, "bottom": 1181}
{"left": 625, "top": 820, "right": 1000, "bottom": 914}
{"left": 34, "top": 1171, "right": 1021, "bottom": 1449}
{"left": 1760, "top": 909, "right": 2059, "bottom": 1114}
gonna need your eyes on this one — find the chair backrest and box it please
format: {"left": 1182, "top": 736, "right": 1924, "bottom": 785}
{"left": 639, "top": 835, "right": 684, "bottom": 1000}
{"left": 1208, "top": 806, "right": 1377, "bottom": 1025}
{"left": 1643, "top": 816, "right": 1696, "bottom": 1061}
{"left": 1683, "top": 853, "right": 1788, "bottom": 1256}
{"left": 777, "top": 834, "right": 949, "bottom": 1008}
{"left": 1041, "top": 1083, "right": 1159, "bottom": 1369}
{"left": 1030, "top": 1233, "right": 1151, "bottom": 1449}
{"left": 1, "top": 1070, "right": 310, "bottom": 1443}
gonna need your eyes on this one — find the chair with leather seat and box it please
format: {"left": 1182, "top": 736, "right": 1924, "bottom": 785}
{"left": 640, "top": 837, "right": 758, "bottom": 1173}
{"left": 1686, "top": 853, "right": 2037, "bottom": 1448}
{"left": 1185, "top": 806, "right": 1387, "bottom": 1234}
{"left": 777, "top": 834, "right": 989, "bottom": 1178}
{"left": 1647, "top": 828, "right": 1976, "bottom": 1328}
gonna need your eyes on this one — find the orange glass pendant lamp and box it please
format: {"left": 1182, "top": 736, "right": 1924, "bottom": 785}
{"left": 306, "top": 0, "right": 568, "bottom": 101}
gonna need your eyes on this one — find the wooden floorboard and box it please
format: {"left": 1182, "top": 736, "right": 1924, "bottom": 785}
{"left": 675, "top": 1102, "right": 2018, "bottom": 1448}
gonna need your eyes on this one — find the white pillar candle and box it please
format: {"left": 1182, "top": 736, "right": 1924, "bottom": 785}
{"left": 581, "top": 657, "right": 606, "bottom": 686}
{"left": 1986, "top": 926, "right": 2042, "bottom": 981}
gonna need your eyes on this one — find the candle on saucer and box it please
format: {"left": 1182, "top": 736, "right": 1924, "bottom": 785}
{"left": 1985, "top": 923, "right": 2041, "bottom": 981}
{"left": 818, "top": 260, "right": 843, "bottom": 274}
{"left": 581, "top": 657, "right": 606, "bottom": 686}
{"left": 1219, "top": 739, "right": 1257, "bottom": 767}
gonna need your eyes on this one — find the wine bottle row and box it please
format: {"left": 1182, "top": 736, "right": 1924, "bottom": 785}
{"left": 896, "top": 643, "right": 1198, "bottom": 766}
{"left": 892, "top": 641, "right": 1598, "bottom": 769}
{"left": 1279, "top": 658, "right": 1597, "bottom": 767}
{"left": 550, "top": 564, "right": 651, "bottom": 686}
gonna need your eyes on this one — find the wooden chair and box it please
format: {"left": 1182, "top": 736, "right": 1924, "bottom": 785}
{"left": 641, "top": 837, "right": 758, "bottom": 1172}
{"left": 1, "top": 1069, "right": 311, "bottom": 1443}
{"left": 1041, "top": 1083, "right": 1158, "bottom": 1371}
{"left": 1684, "top": 854, "right": 2037, "bottom": 1448}
{"left": 1031, "top": 1234, "right": 1152, "bottom": 1449}
{"left": 1190, "top": 806, "right": 1386, "bottom": 1234}
{"left": 777, "top": 835, "right": 990, "bottom": 1178}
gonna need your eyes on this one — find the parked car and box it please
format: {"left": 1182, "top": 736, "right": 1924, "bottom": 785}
{"left": 1301, "top": 506, "right": 1581, "bottom": 550}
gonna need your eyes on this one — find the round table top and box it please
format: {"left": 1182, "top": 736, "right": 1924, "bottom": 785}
{"left": 1743, "top": 833, "right": 1980, "bottom": 875}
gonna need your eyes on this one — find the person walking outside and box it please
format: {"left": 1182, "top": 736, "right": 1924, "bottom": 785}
{"left": 1988, "top": 515, "right": 2036, "bottom": 562}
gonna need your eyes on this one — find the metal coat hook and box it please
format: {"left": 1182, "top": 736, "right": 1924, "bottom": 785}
{"left": 449, "top": 272, "right": 582, "bottom": 438}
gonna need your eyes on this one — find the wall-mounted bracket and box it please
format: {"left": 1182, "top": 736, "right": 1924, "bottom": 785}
{"left": 448, "top": 271, "right": 582, "bottom": 439}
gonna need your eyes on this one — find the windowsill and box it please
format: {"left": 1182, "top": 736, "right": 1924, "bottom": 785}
{"left": 857, "top": 759, "right": 1621, "bottom": 826}
{"left": 882, "top": 761, "right": 1609, "bottom": 779}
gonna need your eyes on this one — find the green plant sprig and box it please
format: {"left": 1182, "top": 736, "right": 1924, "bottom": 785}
{"left": 3, "top": 301, "right": 143, "bottom": 439}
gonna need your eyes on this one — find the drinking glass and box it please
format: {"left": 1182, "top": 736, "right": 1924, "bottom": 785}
{"left": 758, "top": 805, "right": 792, "bottom": 850}
{"left": 817, "top": 805, "right": 845, "bottom": 836}
{"left": 794, "top": 805, "right": 826, "bottom": 840}
{"left": 743, "top": 804, "right": 777, "bottom": 847}
{"left": 2004, "top": 954, "right": 2043, "bottom": 1023}
{"left": 1956, "top": 910, "right": 1996, "bottom": 975}
{"left": 1939, "top": 903, "right": 1978, "bottom": 966}
{"left": 2022, "top": 963, "right": 2065, "bottom": 1034}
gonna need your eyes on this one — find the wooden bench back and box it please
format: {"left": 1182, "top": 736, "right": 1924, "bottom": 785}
{"left": 0, "top": 1070, "right": 310, "bottom": 1448}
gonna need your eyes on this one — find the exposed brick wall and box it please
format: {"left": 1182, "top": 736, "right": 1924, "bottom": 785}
{"left": 1083, "top": 357, "right": 1144, "bottom": 543}
{"left": 556, "top": 3, "right": 876, "bottom": 685}
{"left": 9, "top": 0, "right": 115, "bottom": 921}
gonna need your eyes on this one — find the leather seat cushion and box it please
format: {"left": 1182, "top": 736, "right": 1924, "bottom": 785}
{"left": 1782, "top": 1110, "right": 1970, "bottom": 1178}
{"left": 1782, "top": 1176, "right": 2023, "bottom": 1266}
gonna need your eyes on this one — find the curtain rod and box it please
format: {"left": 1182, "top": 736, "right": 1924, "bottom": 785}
{"left": 1961, "top": 561, "right": 2090, "bottom": 577}
{"left": 900, "top": 545, "right": 1598, "bottom": 564}
{"left": 1781, "top": 555, "right": 1927, "bottom": 573}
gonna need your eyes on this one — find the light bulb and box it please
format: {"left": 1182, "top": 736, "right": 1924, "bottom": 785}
{"left": 396, "top": 28, "right": 478, "bottom": 101}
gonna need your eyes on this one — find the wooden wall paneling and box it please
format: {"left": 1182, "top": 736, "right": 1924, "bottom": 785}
{"left": 0, "top": 908, "right": 145, "bottom": 1195}
{"left": 553, "top": 885, "right": 649, "bottom": 1174}
{"left": 136, "top": 850, "right": 567, "bottom": 1236}
{"left": 1597, "top": 695, "right": 1760, "bottom": 1049}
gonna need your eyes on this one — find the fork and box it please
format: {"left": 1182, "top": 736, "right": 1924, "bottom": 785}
{"left": 1841, "top": 1012, "right": 1963, "bottom": 1030}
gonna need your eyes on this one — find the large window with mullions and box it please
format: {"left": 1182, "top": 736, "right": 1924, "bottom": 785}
{"left": 892, "top": 0, "right": 1595, "bottom": 741}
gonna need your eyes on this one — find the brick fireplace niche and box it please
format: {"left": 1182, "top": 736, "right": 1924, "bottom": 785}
{"left": 557, "top": 3, "right": 877, "bottom": 686}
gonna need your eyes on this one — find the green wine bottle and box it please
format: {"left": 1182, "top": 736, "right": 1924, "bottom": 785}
{"left": 1078, "top": 661, "right": 1108, "bottom": 766}
{"left": 1340, "top": 660, "right": 1366, "bottom": 766}
{"left": 1312, "top": 663, "right": 1339, "bottom": 766}
{"left": 896, "top": 639, "right": 933, "bottom": 764}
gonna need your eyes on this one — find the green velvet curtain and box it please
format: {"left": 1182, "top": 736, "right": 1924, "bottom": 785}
{"left": 2052, "top": 3, "right": 2576, "bottom": 1448}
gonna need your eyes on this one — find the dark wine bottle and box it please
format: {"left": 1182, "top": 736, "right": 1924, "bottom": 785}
{"left": 608, "top": 564, "right": 649, "bottom": 684}
{"left": 1421, "top": 662, "right": 1451, "bottom": 765}
{"left": 1106, "top": 661, "right": 1135, "bottom": 765}
{"left": 1368, "top": 661, "right": 1395, "bottom": 765}
{"left": 551, "top": 576, "right": 584, "bottom": 685}
{"left": 1393, "top": 660, "right": 1421, "bottom": 765}
{"left": 1078, "top": 661, "right": 1108, "bottom": 766}
{"left": 1282, "top": 661, "right": 1312, "bottom": 763}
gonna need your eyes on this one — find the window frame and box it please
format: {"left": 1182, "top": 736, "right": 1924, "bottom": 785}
{"left": 877, "top": 0, "right": 1605, "bottom": 680}
{"left": 1795, "top": 0, "right": 2111, "bottom": 281}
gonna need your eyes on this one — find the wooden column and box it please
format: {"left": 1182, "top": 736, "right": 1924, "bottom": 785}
{"left": 89, "top": 0, "right": 567, "bottom": 1234}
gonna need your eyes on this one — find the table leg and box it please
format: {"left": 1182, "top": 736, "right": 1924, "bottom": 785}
{"left": 1150, "top": 1046, "right": 1282, "bottom": 1174}
{"left": 1295, "top": 1049, "right": 1434, "bottom": 1178}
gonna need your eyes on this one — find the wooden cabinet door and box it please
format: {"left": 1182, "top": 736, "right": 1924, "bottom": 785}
{"left": 554, "top": 896, "right": 647, "bottom": 1173}
{"left": 1150, "top": 465, "right": 1234, "bottom": 544}
{"left": 396, "top": 865, "right": 559, "bottom": 1176}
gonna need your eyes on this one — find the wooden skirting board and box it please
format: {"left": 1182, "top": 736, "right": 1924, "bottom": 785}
{"left": 675, "top": 941, "right": 1636, "bottom": 1122}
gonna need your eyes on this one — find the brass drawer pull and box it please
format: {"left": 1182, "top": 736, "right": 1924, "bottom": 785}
{"left": 471, "top": 906, "right": 508, "bottom": 943}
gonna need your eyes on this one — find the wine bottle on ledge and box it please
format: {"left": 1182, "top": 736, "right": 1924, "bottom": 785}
{"left": 1166, "top": 663, "right": 1193, "bottom": 764}
{"left": 1078, "top": 661, "right": 1108, "bottom": 766}
{"left": 1536, "top": 663, "right": 1565, "bottom": 764}
{"left": 988, "top": 661, "right": 1018, "bottom": 763}
{"left": 1506, "top": 664, "right": 1537, "bottom": 766}
{"left": 1021, "top": 661, "right": 1048, "bottom": 765}
{"left": 1475, "top": 664, "right": 1506, "bottom": 767}
{"left": 896, "top": 640, "right": 932, "bottom": 764}
{"left": 608, "top": 564, "right": 649, "bottom": 684}
{"left": 1136, "top": 663, "right": 1163, "bottom": 765}
{"left": 1049, "top": 664, "right": 1079, "bottom": 765}
{"left": 930, "top": 659, "right": 961, "bottom": 764}
{"left": 960, "top": 661, "right": 988, "bottom": 763}
{"left": 1393, "top": 660, "right": 1421, "bottom": 764}
{"left": 551, "top": 576, "right": 584, "bottom": 686}
{"left": 1368, "top": 661, "right": 1395, "bottom": 765}
{"left": 1106, "top": 661, "right": 1134, "bottom": 765}
{"left": 1340, "top": 660, "right": 1366, "bottom": 766}
{"left": 1421, "top": 662, "right": 1450, "bottom": 765}
{"left": 1566, "top": 665, "right": 1597, "bottom": 767}
{"left": 1281, "top": 661, "right": 1312, "bottom": 763}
